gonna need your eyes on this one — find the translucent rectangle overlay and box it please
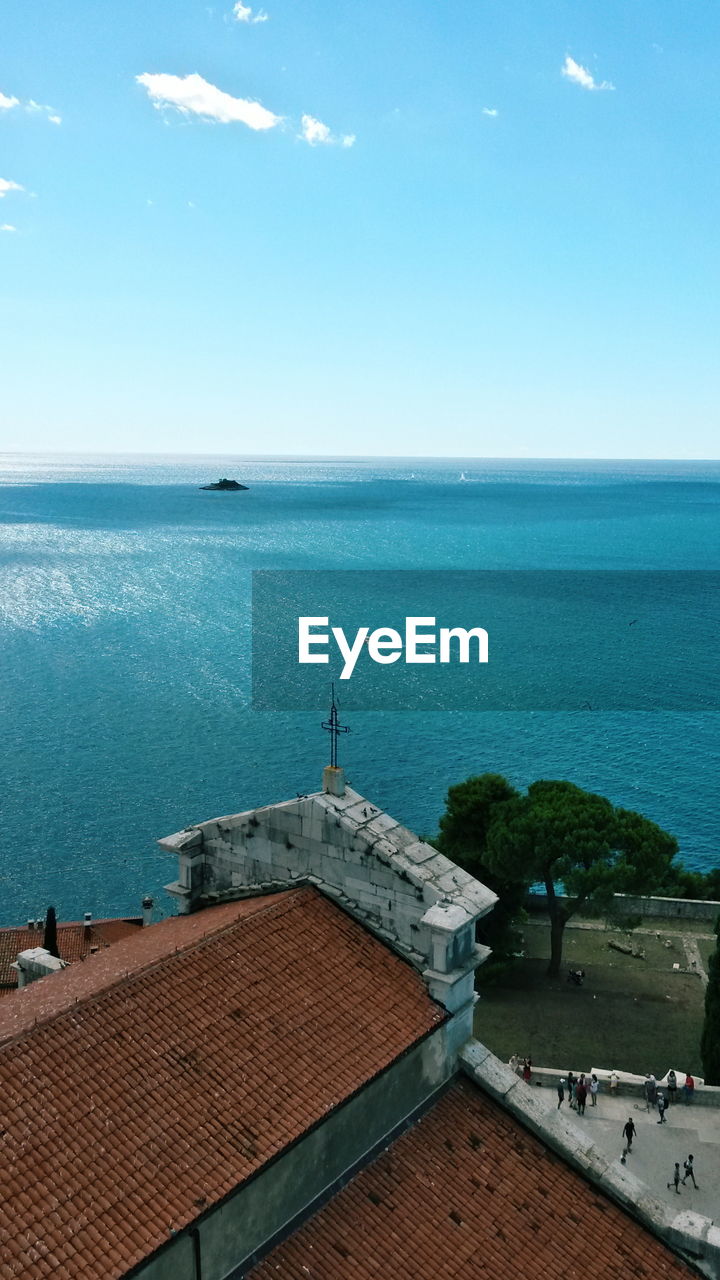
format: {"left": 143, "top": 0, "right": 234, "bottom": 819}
{"left": 251, "top": 570, "right": 720, "bottom": 711}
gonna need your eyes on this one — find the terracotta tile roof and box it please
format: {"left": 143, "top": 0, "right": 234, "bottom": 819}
{"left": 0, "top": 917, "right": 143, "bottom": 993}
{"left": 249, "top": 1077, "right": 697, "bottom": 1280}
{"left": 0, "top": 887, "right": 443, "bottom": 1279}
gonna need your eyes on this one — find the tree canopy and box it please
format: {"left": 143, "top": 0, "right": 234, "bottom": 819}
{"left": 437, "top": 774, "right": 678, "bottom": 976}
{"left": 43, "top": 905, "right": 60, "bottom": 959}
{"left": 436, "top": 774, "right": 526, "bottom": 965}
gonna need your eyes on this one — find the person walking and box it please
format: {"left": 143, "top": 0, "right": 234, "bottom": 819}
{"left": 684, "top": 1074, "right": 695, "bottom": 1104}
{"left": 522, "top": 1057, "right": 532, "bottom": 1083}
{"left": 667, "top": 1070, "right": 677, "bottom": 1105}
{"left": 590, "top": 1074, "right": 599, "bottom": 1106}
{"left": 610, "top": 1070, "right": 619, "bottom": 1097}
{"left": 657, "top": 1090, "right": 668, "bottom": 1123}
{"left": 576, "top": 1077, "right": 587, "bottom": 1116}
{"left": 667, "top": 1162, "right": 681, "bottom": 1194}
{"left": 682, "top": 1155, "right": 699, "bottom": 1188}
{"left": 567, "top": 1070, "right": 577, "bottom": 1109}
{"left": 622, "top": 1118, "right": 636, "bottom": 1152}
{"left": 557, "top": 1078, "right": 565, "bottom": 1109}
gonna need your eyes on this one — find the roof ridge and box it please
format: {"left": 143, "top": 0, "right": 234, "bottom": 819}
{"left": 0, "top": 915, "right": 143, "bottom": 933}
{"left": 0, "top": 889, "right": 304, "bottom": 1051}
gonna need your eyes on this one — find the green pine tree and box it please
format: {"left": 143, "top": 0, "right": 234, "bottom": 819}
{"left": 437, "top": 773, "right": 678, "bottom": 977}
{"left": 43, "top": 906, "right": 60, "bottom": 959}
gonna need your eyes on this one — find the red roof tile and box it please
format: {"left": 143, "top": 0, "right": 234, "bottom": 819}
{"left": 0, "top": 918, "right": 143, "bottom": 992}
{"left": 0, "top": 888, "right": 443, "bottom": 1278}
{"left": 249, "top": 1077, "right": 697, "bottom": 1280}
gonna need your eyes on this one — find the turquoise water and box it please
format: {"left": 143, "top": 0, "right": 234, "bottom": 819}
{"left": 1, "top": 453, "right": 719, "bottom": 925}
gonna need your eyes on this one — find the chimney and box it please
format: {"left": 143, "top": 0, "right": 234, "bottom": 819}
{"left": 142, "top": 895, "right": 154, "bottom": 927}
{"left": 11, "top": 947, "right": 67, "bottom": 988}
{"left": 27, "top": 919, "right": 34, "bottom": 931}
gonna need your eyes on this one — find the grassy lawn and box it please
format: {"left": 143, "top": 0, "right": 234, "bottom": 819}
{"left": 474, "top": 920, "right": 705, "bottom": 1076}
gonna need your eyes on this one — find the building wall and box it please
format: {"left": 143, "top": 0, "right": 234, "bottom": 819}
{"left": 162, "top": 789, "right": 495, "bottom": 974}
{"left": 148, "top": 785, "right": 494, "bottom": 1279}
{"left": 201, "top": 795, "right": 431, "bottom": 959}
{"left": 132, "top": 1020, "right": 459, "bottom": 1280}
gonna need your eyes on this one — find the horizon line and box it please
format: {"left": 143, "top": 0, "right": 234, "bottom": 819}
{"left": 2, "top": 451, "right": 720, "bottom": 464}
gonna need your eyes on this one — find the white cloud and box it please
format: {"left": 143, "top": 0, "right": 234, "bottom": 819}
{"left": 136, "top": 72, "right": 280, "bottom": 130}
{"left": 562, "top": 56, "right": 614, "bottom": 92}
{"left": 300, "top": 114, "right": 355, "bottom": 147}
{"left": 482, "top": 107, "right": 498, "bottom": 117}
{"left": 0, "top": 223, "right": 16, "bottom": 232}
{"left": 0, "top": 179, "right": 24, "bottom": 198}
{"left": 301, "top": 114, "right": 330, "bottom": 145}
{"left": 1, "top": 93, "right": 61, "bottom": 122}
{"left": 232, "top": 2, "right": 268, "bottom": 22}
{"left": 26, "top": 99, "right": 62, "bottom": 122}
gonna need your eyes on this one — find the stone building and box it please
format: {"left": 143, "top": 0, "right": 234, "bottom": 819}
{"left": 0, "top": 767, "right": 714, "bottom": 1278}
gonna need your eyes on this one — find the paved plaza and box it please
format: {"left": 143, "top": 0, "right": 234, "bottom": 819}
{"left": 532, "top": 1081, "right": 720, "bottom": 1219}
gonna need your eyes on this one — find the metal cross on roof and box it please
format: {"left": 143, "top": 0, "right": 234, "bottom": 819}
{"left": 321, "top": 683, "right": 350, "bottom": 768}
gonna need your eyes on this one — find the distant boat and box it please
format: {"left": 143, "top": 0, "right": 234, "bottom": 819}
{"left": 199, "top": 478, "right": 249, "bottom": 491}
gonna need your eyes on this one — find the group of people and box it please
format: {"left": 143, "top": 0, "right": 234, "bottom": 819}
{"left": 509, "top": 1055, "right": 533, "bottom": 1082}
{"left": 622, "top": 1071, "right": 701, "bottom": 1197}
{"left": 622, "top": 1120, "right": 699, "bottom": 1194}
{"left": 521, "top": 1055, "right": 702, "bottom": 1199}
{"left": 668, "top": 1155, "right": 699, "bottom": 1193}
{"left": 644, "top": 1075, "right": 669, "bottom": 1122}
{"left": 644, "top": 1070, "right": 695, "bottom": 1116}
{"left": 557, "top": 1071, "right": 599, "bottom": 1114}
{"left": 516, "top": 1058, "right": 696, "bottom": 1118}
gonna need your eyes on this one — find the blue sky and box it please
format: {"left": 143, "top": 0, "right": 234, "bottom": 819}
{"left": 2, "top": 0, "right": 720, "bottom": 457}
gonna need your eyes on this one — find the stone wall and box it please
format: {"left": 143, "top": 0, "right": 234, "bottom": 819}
{"left": 162, "top": 785, "right": 495, "bottom": 968}
{"left": 159, "top": 777, "right": 497, "bottom": 1047}
{"left": 528, "top": 891, "right": 720, "bottom": 923}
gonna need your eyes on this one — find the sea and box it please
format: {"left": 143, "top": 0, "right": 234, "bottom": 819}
{"left": 0, "top": 452, "right": 718, "bottom": 927}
